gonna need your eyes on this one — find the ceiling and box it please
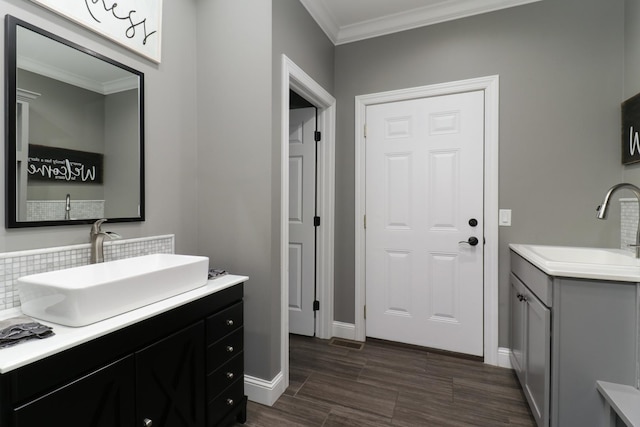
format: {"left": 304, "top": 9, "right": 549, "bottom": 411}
{"left": 299, "top": 0, "right": 543, "bottom": 45}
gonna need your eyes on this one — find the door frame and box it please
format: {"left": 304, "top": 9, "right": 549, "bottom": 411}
{"left": 280, "top": 54, "right": 336, "bottom": 384}
{"left": 354, "top": 75, "right": 500, "bottom": 365}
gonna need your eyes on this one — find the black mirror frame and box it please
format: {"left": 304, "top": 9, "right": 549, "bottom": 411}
{"left": 4, "top": 14, "right": 145, "bottom": 228}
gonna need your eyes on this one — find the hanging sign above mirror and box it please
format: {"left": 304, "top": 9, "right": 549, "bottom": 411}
{"left": 27, "top": 0, "right": 163, "bottom": 63}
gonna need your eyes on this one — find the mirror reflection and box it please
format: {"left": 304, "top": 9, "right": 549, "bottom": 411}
{"left": 5, "top": 15, "right": 145, "bottom": 228}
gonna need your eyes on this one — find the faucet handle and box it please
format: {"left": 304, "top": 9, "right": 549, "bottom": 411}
{"left": 91, "top": 219, "right": 107, "bottom": 234}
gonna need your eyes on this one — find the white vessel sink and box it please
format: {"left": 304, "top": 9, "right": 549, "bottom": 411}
{"left": 510, "top": 244, "right": 640, "bottom": 282}
{"left": 17, "top": 254, "right": 209, "bottom": 327}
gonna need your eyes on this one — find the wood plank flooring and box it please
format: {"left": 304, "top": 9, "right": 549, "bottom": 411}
{"left": 239, "top": 335, "right": 536, "bottom": 426}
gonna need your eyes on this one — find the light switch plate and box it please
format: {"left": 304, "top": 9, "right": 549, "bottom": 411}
{"left": 499, "top": 209, "right": 512, "bottom": 226}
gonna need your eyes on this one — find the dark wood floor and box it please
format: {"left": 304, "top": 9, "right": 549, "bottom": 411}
{"left": 239, "top": 335, "right": 536, "bottom": 426}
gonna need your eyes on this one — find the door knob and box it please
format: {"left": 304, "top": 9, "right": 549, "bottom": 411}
{"left": 143, "top": 419, "right": 153, "bottom": 427}
{"left": 459, "top": 237, "right": 479, "bottom": 246}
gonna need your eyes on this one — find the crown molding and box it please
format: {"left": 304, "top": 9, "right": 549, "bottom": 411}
{"left": 17, "top": 55, "right": 137, "bottom": 95}
{"left": 299, "top": 0, "right": 339, "bottom": 44}
{"left": 300, "top": 0, "right": 543, "bottom": 46}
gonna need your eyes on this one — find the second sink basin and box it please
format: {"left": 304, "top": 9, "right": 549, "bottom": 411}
{"left": 525, "top": 245, "right": 640, "bottom": 266}
{"left": 510, "top": 244, "right": 640, "bottom": 282}
{"left": 17, "top": 253, "right": 209, "bottom": 327}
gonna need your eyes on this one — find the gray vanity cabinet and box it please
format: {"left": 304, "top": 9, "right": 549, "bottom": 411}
{"left": 510, "top": 251, "right": 637, "bottom": 427}
{"left": 509, "top": 272, "right": 550, "bottom": 427}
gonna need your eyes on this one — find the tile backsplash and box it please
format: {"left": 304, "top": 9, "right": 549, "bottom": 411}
{"left": 621, "top": 198, "right": 639, "bottom": 255}
{"left": 0, "top": 235, "right": 174, "bottom": 310}
{"left": 26, "top": 200, "right": 105, "bottom": 221}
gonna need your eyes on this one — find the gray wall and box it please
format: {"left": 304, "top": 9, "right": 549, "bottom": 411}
{"left": 272, "top": 0, "right": 334, "bottom": 93}
{"left": 625, "top": 0, "right": 640, "bottom": 99}
{"left": 0, "top": 0, "right": 200, "bottom": 254}
{"left": 196, "top": 0, "right": 277, "bottom": 380}
{"left": 333, "top": 0, "right": 624, "bottom": 347}
{"left": 195, "top": 0, "right": 334, "bottom": 382}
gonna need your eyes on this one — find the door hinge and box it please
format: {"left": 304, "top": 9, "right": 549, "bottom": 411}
{"left": 314, "top": 131, "right": 321, "bottom": 142}
{"left": 364, "top": 215, "right": 366, "bottom": 229}
{"left": 314, "top": 216, "right": 321, "bottom": 227}
{"left": 313, "top": 300, "right": 320, "bottom": 311}
{"left": 364, "top": 305, "right": 366, "bottom": 319}
{"left": 364, "top": 124, "right": 367, "bottom": 138}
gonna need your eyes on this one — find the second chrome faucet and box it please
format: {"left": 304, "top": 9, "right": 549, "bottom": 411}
{"left": 596, "top": 183, "right": 640, "bottom": 258}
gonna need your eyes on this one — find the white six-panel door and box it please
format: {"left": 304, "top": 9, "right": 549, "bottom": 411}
{"left": 365, "top": 91, "right": 484, "bottom": 356}
{"left": 289, "top": 107, "right": 316, "bottom": 336}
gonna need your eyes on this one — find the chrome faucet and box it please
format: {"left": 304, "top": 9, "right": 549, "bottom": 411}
{"left": 89, "top": 219, "right": 122, "bottom": 264}
{"left": 596, "top": 183, "right": 640, "bottom": 258}
{"left": 64, "top": 194, "right": 71, "bottom": 220}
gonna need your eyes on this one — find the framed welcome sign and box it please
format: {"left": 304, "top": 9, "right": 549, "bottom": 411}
{"left": 28, "top": 0, "right": 163, "bottom": 63}
{"left": 622, "top": 92, "right": 640, "bottom": 164}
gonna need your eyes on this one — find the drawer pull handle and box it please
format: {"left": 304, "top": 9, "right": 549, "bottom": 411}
{"left": 143, "top": 419, "right": 153, "bottom": 427}
{"left": 226, "top": 398, "right": 234, "bottom": 406}
{"left": 226, "top": 372, "right": 235, "bottom": 379}
{"left": 226, "top": 319, "right": 234, "bottom": 326}
{"left": 226, "top": 345, "right": 234, "bottom": 353}
{"left": 517, "top": 294, "right": 528, "bottom": 302}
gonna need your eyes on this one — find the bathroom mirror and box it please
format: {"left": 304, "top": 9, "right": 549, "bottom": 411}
{"left": 4, "top": 15, "right": 145, "bottom": 228}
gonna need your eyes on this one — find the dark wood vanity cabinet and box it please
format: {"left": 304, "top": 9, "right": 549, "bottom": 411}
{"left": 0, "top": 283, "right": 246, "bottom": 427}
{"left": 136, "top": 321, "right": 206, "bottom": 426}
{"left": 205, "top": 302, "right": 246, "bottom": 426}
{"left": 13, "top": 355, "right": 136, "bottom": 426}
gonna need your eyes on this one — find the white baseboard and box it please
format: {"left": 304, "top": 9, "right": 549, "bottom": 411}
{"left": 244, "top": 372, "right": 286, "bottom": 407}
{"left": 332, "top": 321, "right": 357, "bottom": 340}
{"left": 497, "top": 347, "right": 512, "bottom": 369}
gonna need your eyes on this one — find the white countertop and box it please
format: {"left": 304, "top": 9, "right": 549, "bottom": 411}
{"left": 0, "top": 274, "right": 247, "bottom": 374}
{"left": 510, "top": 244, "right": 640, "bottom": 282}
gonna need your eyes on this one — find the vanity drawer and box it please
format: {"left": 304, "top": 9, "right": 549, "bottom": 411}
{"left": 206, "top": 302, "right": 243, "bottom": 344}
{"left": 207, "top": 378, "right": 244, "bottom": 427}
{"left": 207, "top": 328, "right": 244, "bottom": 370}
{"left": 207, "top": 352, "right": 243, "bottom": 398}
{"left": 510, "top": 251, "right": 553, "bottom": 307}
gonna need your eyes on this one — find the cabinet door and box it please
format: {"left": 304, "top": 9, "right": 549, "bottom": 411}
{"left": 524, "top": 289, "right": 551, "bottom": 427}
{"left": 13, "top": 356, "right": 135, "bottom": 427}
{"left": 136, "top": 321, "right": 205, "bottom": 427}
{"left": 509, "top": 273, "right": 527, "bottom": 383}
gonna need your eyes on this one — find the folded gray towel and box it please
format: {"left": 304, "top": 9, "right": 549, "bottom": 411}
{"left": 0, "top": 315, "right": 54, "bottom": 349}
{"left": 208, "top": 268, "right": 227, "bottom": 279}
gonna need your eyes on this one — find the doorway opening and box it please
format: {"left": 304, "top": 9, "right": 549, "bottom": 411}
{"left": 288, "top": 89, "right": 318, "bottom": 337}
{"left": 280, "top": 55, "right": 336, "bottom": 398}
